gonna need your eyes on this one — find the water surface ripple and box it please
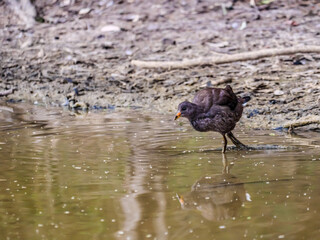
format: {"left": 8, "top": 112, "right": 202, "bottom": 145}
{"left": 0, "top": 103, "right": 319, "bottom": 240}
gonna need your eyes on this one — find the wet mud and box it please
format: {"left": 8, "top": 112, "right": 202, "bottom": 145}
{"left": 1, "top": 0, "right": 320, "bottom": 130}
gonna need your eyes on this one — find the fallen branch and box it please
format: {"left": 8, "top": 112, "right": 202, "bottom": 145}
{"left": 132, "top": 46, "right": 320, "bottom": 69}
{"left": 283, "top": 115, "right": 320, "bottom": 132}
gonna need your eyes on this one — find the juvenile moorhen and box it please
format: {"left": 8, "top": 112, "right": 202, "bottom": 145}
{"left": 175, "top": 85, "right": 250, "bottom": 153}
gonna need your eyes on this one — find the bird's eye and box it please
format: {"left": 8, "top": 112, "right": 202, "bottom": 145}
{"left": 181, "top": 106, "right": 187, "bottom": 111}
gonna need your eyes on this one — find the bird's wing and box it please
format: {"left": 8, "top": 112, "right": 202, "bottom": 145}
{"left": 192, "top": 85, "right": 239, "bottom": 111}
{"left": 192, "top": 88, "right": 213, "bottom": 112}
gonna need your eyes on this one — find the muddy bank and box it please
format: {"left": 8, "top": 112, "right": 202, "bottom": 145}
{"left": 1, "top": 0, "right": 320, "bottom": 130}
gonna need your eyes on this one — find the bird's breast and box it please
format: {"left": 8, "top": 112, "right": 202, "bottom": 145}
{"left": 191, "top": 118, "right": 215, "bottom": 132}
{"left": 190, "top": 113, "right": 236, "bottom": 134}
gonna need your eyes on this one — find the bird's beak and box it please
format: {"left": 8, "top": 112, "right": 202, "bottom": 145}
{"left": 175, "top": 112, "right": 181, "bottom": 120}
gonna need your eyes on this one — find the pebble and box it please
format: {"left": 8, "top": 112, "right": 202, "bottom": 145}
{"left": 79, "top": 8, "right": 91, "bottom": 15}
{"left": 274, "top": 90, "right": 284, "bottom": 96}
{"left": 101, "top": 25, "right": 121, "bottom": 32}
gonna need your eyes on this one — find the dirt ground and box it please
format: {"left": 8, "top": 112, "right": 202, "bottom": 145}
{"left": 1, "top": 0, "right": 320, "bottom": 130}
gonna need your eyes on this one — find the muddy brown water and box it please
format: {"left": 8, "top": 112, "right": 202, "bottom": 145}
{"left": 0, "top": 103, "right": 319, "bottom": 240}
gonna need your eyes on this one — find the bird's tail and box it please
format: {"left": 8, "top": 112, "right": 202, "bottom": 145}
{"left": 241, "top": 96, "right": 251, "bottom": 106}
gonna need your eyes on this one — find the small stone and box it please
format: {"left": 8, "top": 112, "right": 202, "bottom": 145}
{"left": 231, "top": 22, "right": 239, "bottom": 29}
{"left": 125, "top": 49, "right": 133, "bottom": 55}
{"left": 101, "top": 25, "right": 121, "bottom": 32}
{"left": 274, "top": 90, "right": 284, "bottom": 96}
{"left": 290, "top": 88, "right": 303, "bottom": 94}
{"left": 20, "top": 38, "right": 33, "bottom": 49}
{"left": 37, "top": 48, "right": 45, "bottom": 58}
{"left": 123, "top": 14, "right": 140, "bottom": 22}
{"left": 240, "top": 21, "right": 247, "bottom": 30}
{"left": 101, "top": 42, "right": 114, "bottom": 49}
{"left": 60, "top": 0, "right": 71, "bottom": 7}
{"left": 79, "top": 8, "right": 91, "bottom": 15}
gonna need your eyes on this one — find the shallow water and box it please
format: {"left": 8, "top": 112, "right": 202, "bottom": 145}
{"left": 0, "top": 103, "right": 319, "bottom": 240}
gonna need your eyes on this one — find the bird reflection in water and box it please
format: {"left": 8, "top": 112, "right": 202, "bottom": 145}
{"left": 176, "top": 154, "right": 251, "bottom": 221}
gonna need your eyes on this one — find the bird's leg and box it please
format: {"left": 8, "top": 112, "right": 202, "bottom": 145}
{"left": 227, "top": 132, "right": 248, "bottom": 149}
{"left": 222, "top": 134, "right": 227, "bottom": 153}
{"left": 227, "top": 132, "right": 245, "bottom": 147}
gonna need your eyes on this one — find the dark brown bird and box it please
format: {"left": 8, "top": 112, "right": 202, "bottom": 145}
{"left": 175, "top": 85, "right": 250, "bottom": 153}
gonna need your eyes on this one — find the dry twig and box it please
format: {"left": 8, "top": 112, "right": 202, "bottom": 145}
{"left": 283, "top": 115, "right": 320, "bottom": 132}
{"left": 132, "top": 46, "right": 320, "bottom": 69}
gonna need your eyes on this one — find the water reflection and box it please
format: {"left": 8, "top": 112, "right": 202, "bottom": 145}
{"left": 177, "top": 154, "right": 251, "bottom": 221}
{"left": 117, "top": 117, "right": 168, "bottom": 240}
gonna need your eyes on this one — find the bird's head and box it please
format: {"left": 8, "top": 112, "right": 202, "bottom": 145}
{"left": 175, "top": 101, "right": 197, "bottom": 120}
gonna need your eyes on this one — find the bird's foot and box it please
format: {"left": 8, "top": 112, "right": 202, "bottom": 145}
{"left": 234, "top": 143, "right": 250, "bottom": 150}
